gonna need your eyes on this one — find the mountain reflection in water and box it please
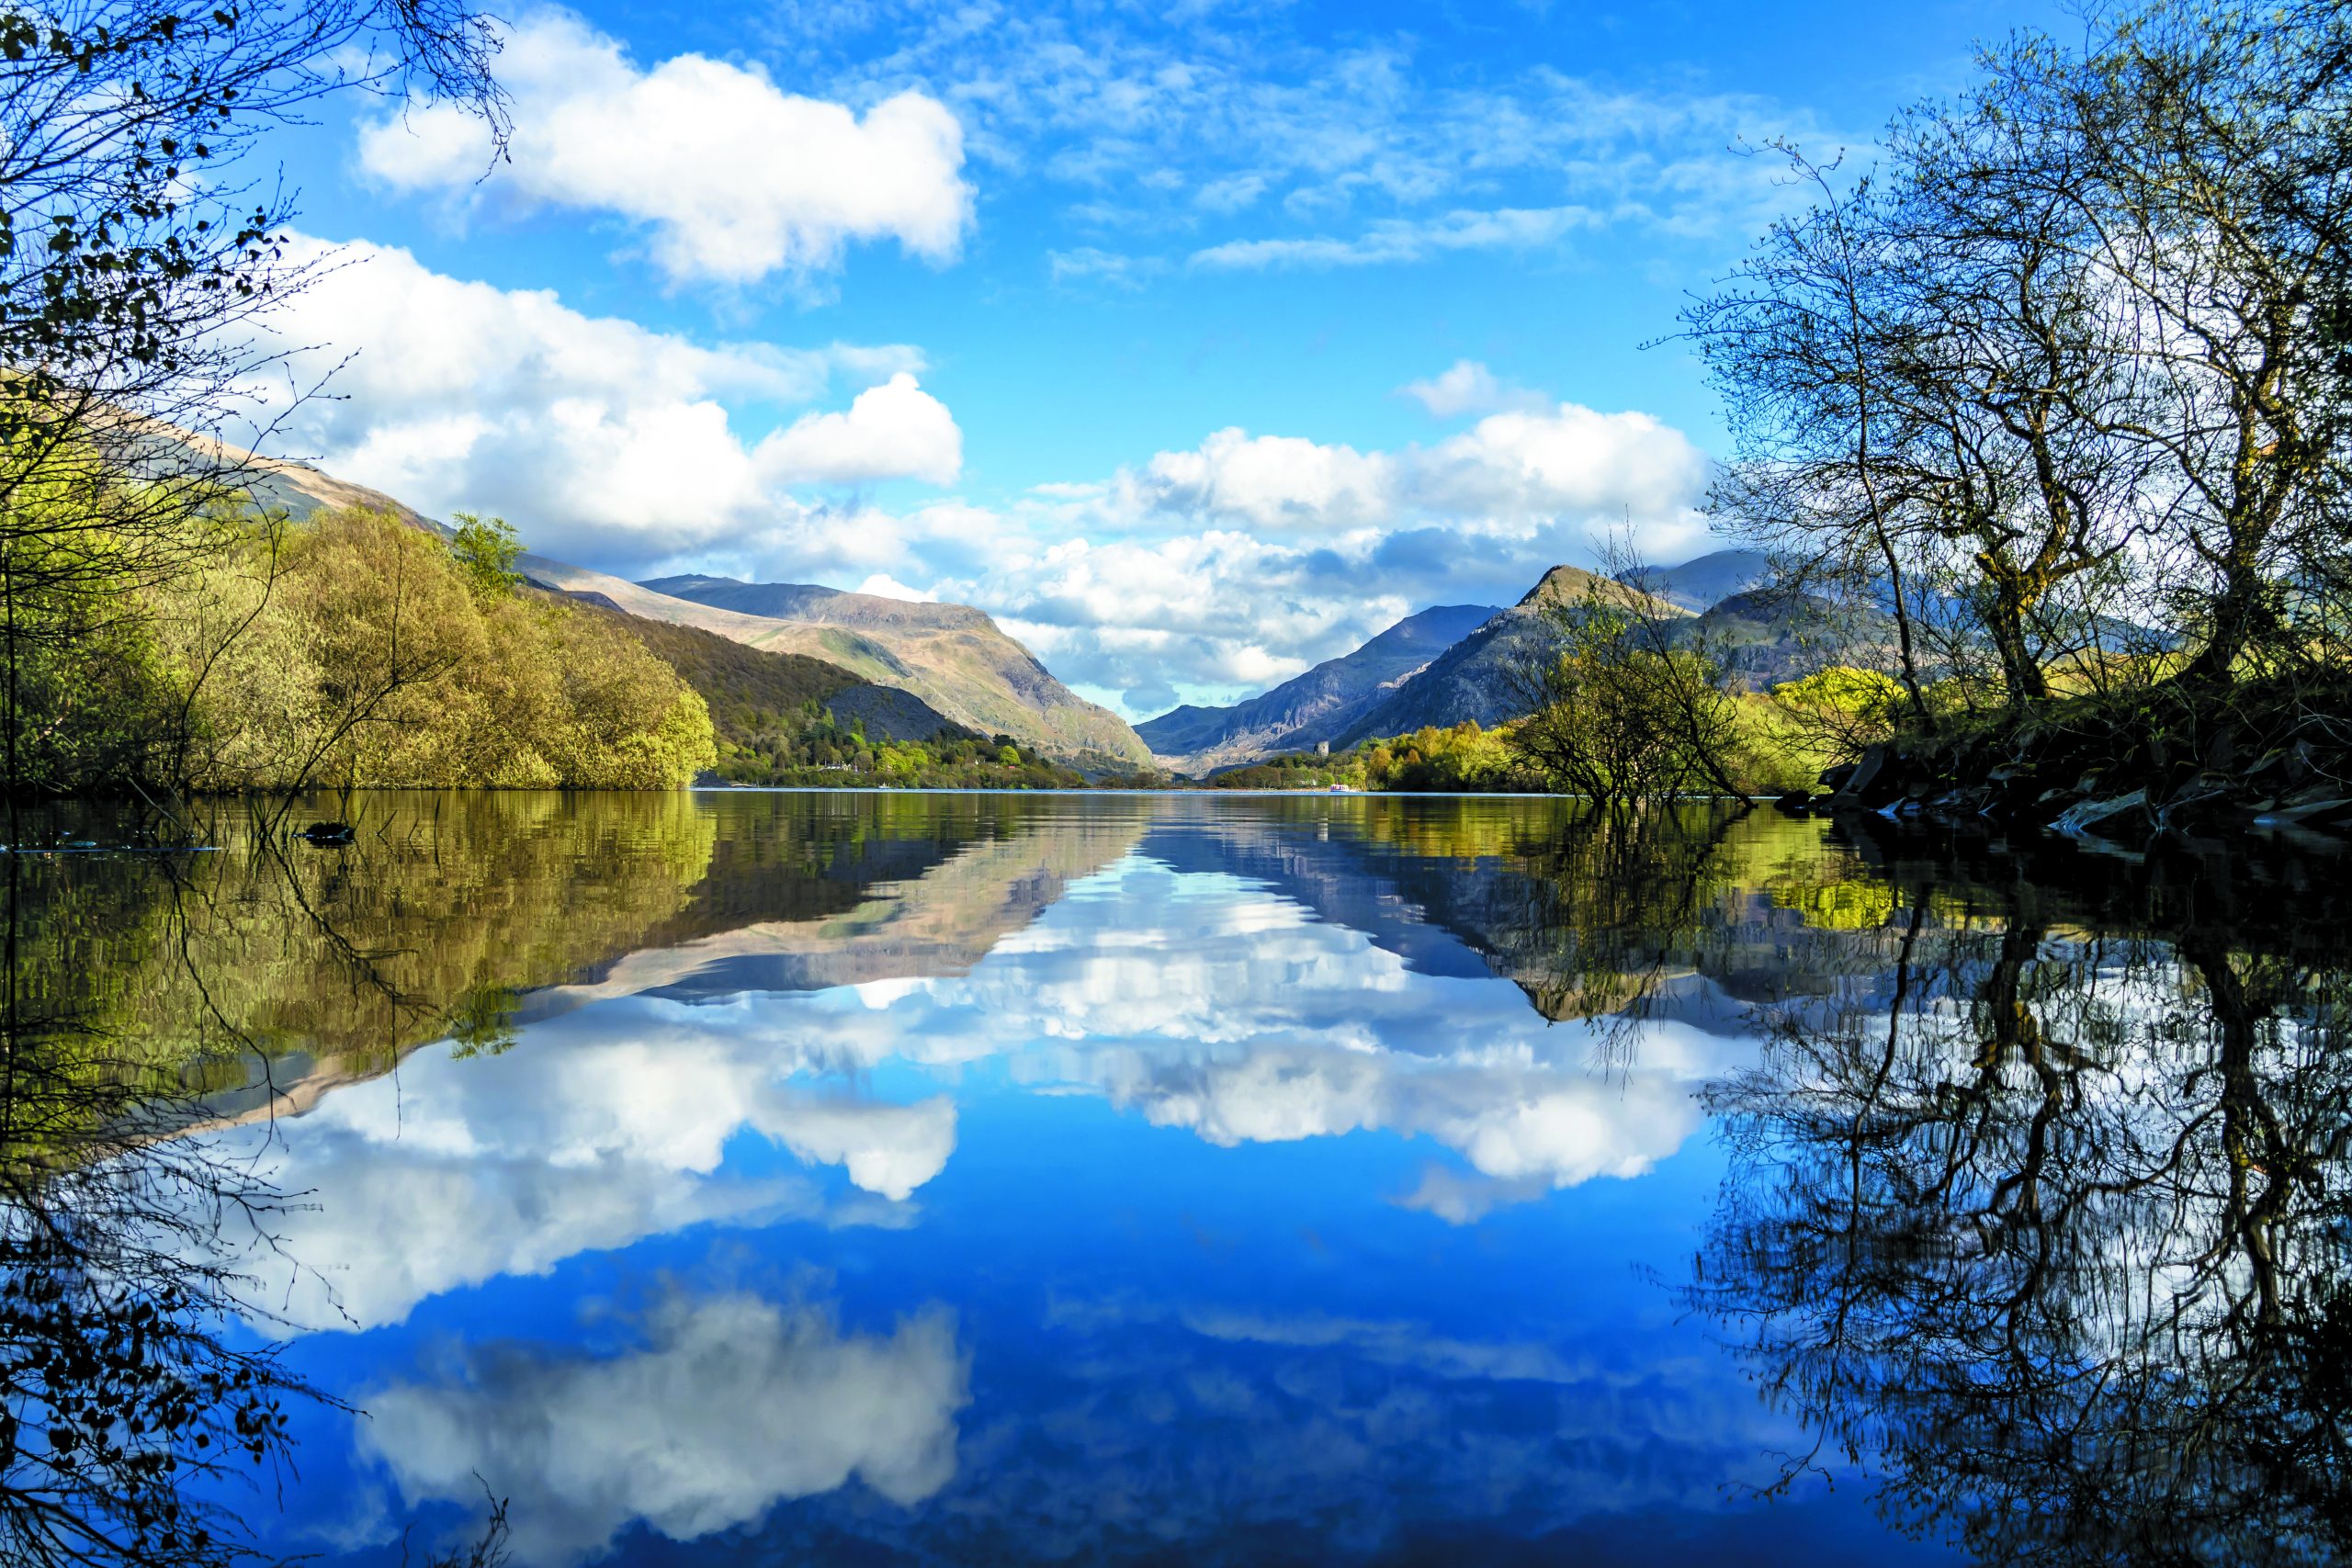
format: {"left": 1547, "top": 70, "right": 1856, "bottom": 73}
{"left": 2, "top": 791, "right": 2344, "bottom": 1566}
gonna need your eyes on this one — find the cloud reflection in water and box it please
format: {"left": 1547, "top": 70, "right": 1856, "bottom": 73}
{"left": 183, "top": 806, "right": 1860, "bottom": 1565}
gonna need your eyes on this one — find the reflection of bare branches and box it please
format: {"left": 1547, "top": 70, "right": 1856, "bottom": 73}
{"left": 0, "top": 850, "right": 325, "bottom": 1568}
{"left": 1685, "top": 863, "right": 2352, "bottom": 1564}
{"left": 0, "top": 791, "right": 719, "bottom": 1564}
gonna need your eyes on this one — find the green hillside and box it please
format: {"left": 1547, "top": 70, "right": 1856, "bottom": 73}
{"left": 574, "top": 602, "right": 865, "bottom": 731}
{"left": 574, "top": 602, "right": 1087, "bottom": 788}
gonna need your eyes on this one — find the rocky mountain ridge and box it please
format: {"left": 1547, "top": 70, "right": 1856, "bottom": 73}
{"left": 634, "top": 573, "right": 1143, "bottom": 763}
{"left": 1137, "top": 604, "right": 1501, "bottom": 772}
{"left": 1330, "top": 565, "right": 1693, "bottom": 748}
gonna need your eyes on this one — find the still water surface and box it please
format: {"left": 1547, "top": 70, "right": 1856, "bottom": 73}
{"left": 20, "top": 791, "right": 2347, "bottom": 1565}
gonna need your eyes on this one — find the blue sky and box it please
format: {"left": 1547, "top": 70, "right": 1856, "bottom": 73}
{"left": 248, "top": 0, "right": 2064, "bottom": 717}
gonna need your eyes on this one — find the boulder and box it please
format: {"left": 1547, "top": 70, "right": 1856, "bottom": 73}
{"left": 2253, "top": 795, "right": 2352, "bottom": 829}
{"left": 2154, "top": 774, "right": 2239, "bottom": 832}
{"left": 1835, "top": 745, "right": 1895, "bottom": 807}
{"left": 2051, "top": 790, "right": 2151, "bottom": 840}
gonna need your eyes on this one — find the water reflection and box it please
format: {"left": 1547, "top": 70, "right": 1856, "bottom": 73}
{"left": 1689, "top": 827, "right": 2352, "bottom": 1566}
{"left": 0, "top": 840, "right": 342, "bottom": 1568}
{"left": 368, "top": 1292, "right": 969, "bottom": 1568}
{"left": 6, "top": 792, "right": 2344, "bottom": 1565}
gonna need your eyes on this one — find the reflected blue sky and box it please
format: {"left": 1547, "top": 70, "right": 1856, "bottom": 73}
{"left": 182, "top": 797, "right": 1959, "bottom": 1566}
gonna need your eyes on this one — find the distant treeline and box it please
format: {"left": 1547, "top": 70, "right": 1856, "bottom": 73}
{"left": 707, "top": 719, "right": 1087, "bottom": 790}
{"left": 1195, "top": 699, "right": 1847, "bottom": 797}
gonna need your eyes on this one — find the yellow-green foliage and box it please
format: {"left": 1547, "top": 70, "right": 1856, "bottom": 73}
{"left": 1727, "top": 695, "right": 1829, "bottom": 794}
{"left": 1767, "top": 875, "right": 1902, "bottom": 931}
{"left": 155, "top": 507, "right": 716, "bottom": 791}
{"left": 1208, "top": 719, "right": 1535, "bottom": 793}
{"left": 18, "top": 792, "right": 721, "bottom": 1097}
{"left": 0, "top": 464, "right": 226, "bottom": 794}
{"left": 1359, "top": 720, "right": 1528, "bottom": 791}
{"left": 1776, "top": 666, "right": 1908, "bottom": 715}
{"left": 1738, "top": 665, "right": 1911, "bottom": 788}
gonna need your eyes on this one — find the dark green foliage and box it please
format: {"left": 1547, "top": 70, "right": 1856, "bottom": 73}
{"left": 1207, "top": 753, "right": 1355, "bottom": 790}
{"left": 577, "top": 604, "right": 861, "bottom": 728}
{"left": 707, "top": 720, "right": 1089, "bottom": 790}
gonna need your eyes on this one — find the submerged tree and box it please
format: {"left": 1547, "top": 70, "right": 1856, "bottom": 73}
{"left": 1507, "top": 570, "right": 1753, "bottom": 807}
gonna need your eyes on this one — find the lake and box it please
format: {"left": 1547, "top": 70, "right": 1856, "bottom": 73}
{"left": 7, "top": 790, "right": 2344, "bottom": 1567}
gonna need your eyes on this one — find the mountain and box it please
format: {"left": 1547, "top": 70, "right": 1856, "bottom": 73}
{"left": 1137, "top": 604, "right": 1501, "bottom": 771}
{"left": 628, "top": 573, "right": 1148, "bottom": 766}
{"left": 639, "top": 575, "right": 996, "bottom": 634}
{"left": 1334, "top": 566, "right": 1692, "bottom": 745}
{"left": 571, "top": 604, "right": 962, "bottom": 747}
{"left": 1140, "top": 548, "right": 1778, "bottom": 769}
{"left": 198, "top": 446, "right": 1148, "bottom": 769}
{"left": 1623, "top": 548, "right": 1771, "bottom": 613}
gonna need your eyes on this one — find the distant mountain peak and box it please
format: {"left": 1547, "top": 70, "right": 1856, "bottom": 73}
{"left": 1617, "top": 547, "right": 1772, "bottom": 613}
{"left": 1137, "top": 602, "right": 1502, "bottom": 771}
{"left": 638, "top": 575, "right": 996, "bottom": 636}
{"left": 1520, "top": 564, "right": 1612, "bottom": 606}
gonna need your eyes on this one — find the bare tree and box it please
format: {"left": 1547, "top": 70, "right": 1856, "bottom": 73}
{"left": 1683, "top": 1, "right": 2352, "bottom": 713}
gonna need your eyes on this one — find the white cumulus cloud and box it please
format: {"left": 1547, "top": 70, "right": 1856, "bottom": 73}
{"left": 236, "top": 236, "right": 962, "bottom": 569}
{"left": 1135, "top": 428, "right": 1395, "bottom": 530}
{"left": 918, "top": 392, "right": 1720, "bottom": 714}
{"left": 855, "top": 573, "right": 940, "bottom": 602}
{"left": 758, "top": 372, "right": 963, "bottom": 486}
{"left": 1398, "top": 360, "right": 1546, "bottom": 420}
{"left": 1415, "top": 402, "right": 1711, "bottom": 520}
{"left": 357, "top": 9, "right": 973, "bottom": 287}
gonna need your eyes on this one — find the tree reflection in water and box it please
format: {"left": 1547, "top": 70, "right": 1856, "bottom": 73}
{"left": 0, "top": 844, "right": 322, "bottom": 1568}
{"left": 0, "top": 795, "right": 700, "bottom": 1566}
{"left": 0, "top": 789, "right": 1098, "bottom": 1566}
{"left": 1687, "top": 828, "right": 2352, "bottom": 1566}
{"left": 11, "top": 790, "right": 2350, "bottom": 1567}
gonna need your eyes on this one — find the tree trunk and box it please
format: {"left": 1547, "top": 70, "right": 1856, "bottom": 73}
{"left": 2178, "top": 568, "right": 2265, "bottom": 685}
{"left": 1985, "top": 600, "right": 2050, "bottom": 704}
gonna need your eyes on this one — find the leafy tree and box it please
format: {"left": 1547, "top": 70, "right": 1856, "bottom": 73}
{"left": 124, "top": 507, "right": 715, "bottom": 793}
{"left": 0, "top": 0, "right": 505, "bottom": 798}
{"left": 1506, "top": 581, "right": 1753, "bottom": 808}
{"left": 447, "top": 512, "right": 524, "bottom": 601}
